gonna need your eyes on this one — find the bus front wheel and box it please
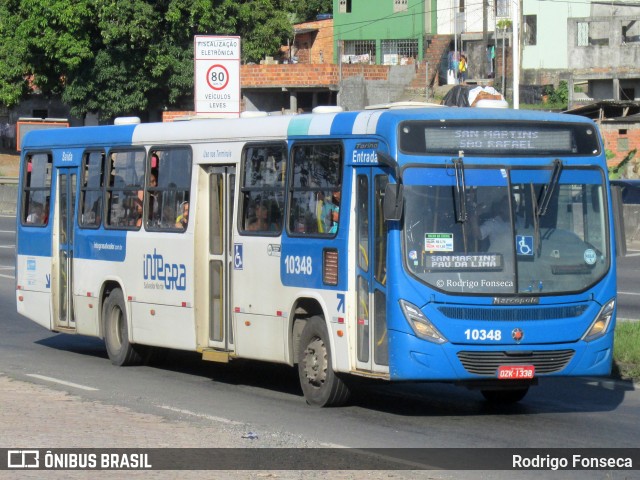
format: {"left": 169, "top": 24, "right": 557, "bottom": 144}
{"left": 481, "top": 387, "right": 529, "bottom": 404}
{"left": 102, "top": 288, "right": 142, "bottom": 366}
{"left": 297, "top": 316, "right": 350, "bottom": 407}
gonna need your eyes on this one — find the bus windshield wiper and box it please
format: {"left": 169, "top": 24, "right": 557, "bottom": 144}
{"left": 453, "top": 153, "right": 467, "bottom": 223}
{"left": 536, "top": 159, "right": 563, "bottom": 217}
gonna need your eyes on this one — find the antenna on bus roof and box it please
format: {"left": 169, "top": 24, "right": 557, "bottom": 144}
{"left": 114, "top": 117, "right": 141, "bottom": 125}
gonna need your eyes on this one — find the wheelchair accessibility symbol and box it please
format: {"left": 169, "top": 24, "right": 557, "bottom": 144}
{"left": 516, "top": 235, "right": 534, "bottom": 256}
{"left": 234, "top": 244, "right": 243, "bottom": 270}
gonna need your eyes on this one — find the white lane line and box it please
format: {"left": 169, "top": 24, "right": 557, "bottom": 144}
{"left": 0, "top": 230, "right": 16, "bottom": 233}
{"left": 618, "top": 291, "right": 640, "bottom": 296}
{"left": 0, "top": 245, "right": 15, "bottom": 249}
{"left": 0, "top": 273, "right": 15, "bottom": 279}
{"left": 624, "top": 252, "right": 640, "bottom": 257}
{"left": 26, "top": 374, "right": 99, "bottom": 391}
{"left": 157, "top": 405, "right": 244, "bottom": 425}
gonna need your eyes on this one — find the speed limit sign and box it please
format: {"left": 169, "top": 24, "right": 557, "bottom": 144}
{"left": 206, "top": 64, "right": 230, "bottom": 91}
{"left": 194, "top": 35, "right": 240, "bottom": 116}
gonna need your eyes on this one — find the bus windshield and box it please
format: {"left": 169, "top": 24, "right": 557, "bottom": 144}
{"left": 402, "top": 165, "right": 609, "bottom": 295}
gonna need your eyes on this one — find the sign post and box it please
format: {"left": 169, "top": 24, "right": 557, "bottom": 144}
{"left": 194, "top": 36, "right": 241, "bottom": 117}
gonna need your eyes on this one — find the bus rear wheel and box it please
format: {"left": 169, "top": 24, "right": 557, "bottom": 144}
{"left": 103, "top": 288, "right": 142, "bottom": 366}
{"left": 298, "top": 316, "right": 350, "bottom": 407}
{"left": 481, "top": 387, "right": 529, "bottom": 404}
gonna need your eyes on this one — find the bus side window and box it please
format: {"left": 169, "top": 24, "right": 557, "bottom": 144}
{"left": 239, "top": 144, "right": 285, "bottom": 235}
{"left": 79, "top": 151, "right": 105, "bottom": 228}
{"left": 21, "top": 152, "right": 52, "bottom": 227}
{"left": 145, "top": 147, "right": 192, "bottom": 232}
{"left": 288, "top": 143, "right": 342, "bottom": 237}
{"left": 105, "top": 149, "right": 145, "bottom": 230}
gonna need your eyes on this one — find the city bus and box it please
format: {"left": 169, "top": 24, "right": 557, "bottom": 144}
{"left": 16, "top": 106, "right": 617, "bottom": 406}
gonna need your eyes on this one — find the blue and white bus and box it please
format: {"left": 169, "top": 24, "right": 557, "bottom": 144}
{"left": 16, "top": 106, "right": 617, "bottom": 406}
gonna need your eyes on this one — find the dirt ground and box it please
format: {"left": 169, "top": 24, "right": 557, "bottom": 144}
{"left": 0, "top": 149, "right": 19, "bottom": 177}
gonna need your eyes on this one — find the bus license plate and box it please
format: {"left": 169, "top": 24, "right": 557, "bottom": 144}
{"left": 497, "top": 365, "right": 535, "bottom": 379}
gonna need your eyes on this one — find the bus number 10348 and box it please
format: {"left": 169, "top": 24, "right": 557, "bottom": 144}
{"left": 284, "top": 255, "right": 313, "bottom": 276}
{"left": 464, "top": 328, "right": 502, "bottom": 341}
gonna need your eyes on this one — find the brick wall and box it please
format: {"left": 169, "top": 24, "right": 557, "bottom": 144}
{"left": 240, "top": 63, "right": 391, "bottom": 88}
{"left": 290, "top": 19, "right": 334, "bottom": 64}
{"left": 600, "top": 123, "right": 640, "bottom": 170}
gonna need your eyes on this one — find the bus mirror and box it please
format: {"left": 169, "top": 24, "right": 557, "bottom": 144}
{"left": 384, "top": 183, "right": 404, "bottom": 221}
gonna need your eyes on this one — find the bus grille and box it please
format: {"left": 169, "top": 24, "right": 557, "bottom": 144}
{"left": 456, "top": 349, "right": 575, "bottom": 375}
{"left": 438, "top": 305, "right": 588, "bottom": 322}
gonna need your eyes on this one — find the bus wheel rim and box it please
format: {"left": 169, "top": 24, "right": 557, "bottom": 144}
{"left": 303, "top": 337, "right": 327, "bottom": 388}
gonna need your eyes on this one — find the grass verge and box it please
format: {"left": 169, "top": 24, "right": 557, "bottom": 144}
{"left": 613, "top": 320, "right": 640, "bottom": 382}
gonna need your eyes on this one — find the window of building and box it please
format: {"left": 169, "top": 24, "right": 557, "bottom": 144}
{"left": 240, "top": 144, "right": 286, "bottom": 235}
{"left": 342, "top": 40, "right": 376, "bottom": 64}
{"left": 496, "top": 0, "right": 510, "bottom": 18}
{"left": 523, "top": 15, "right": 537, "bottom": 46}
{"left": 288, "top": 143, "right": 342, "bottom": 236}
{"left": 394, "top": 0, "right": 408, "bottom": 13}
{"left": 147, "top": 147, "right": 192, "bottom": 231}
{"left": 339, "top": 0, "right": 352, "bottom": 13}
{"left": 577, "top": 21, "right": 609, "bottom": 47}
{"left": 381, "top": 39, "right": 419, "bottom": 64}
{"left": 79, "top": 151, "right": 105, "bottom": 228}
{"left": 622, "top": 22, "right": 640, "bottom": 44}
{"left": 105, "top": 149, "right": 146, "bottom": 229}
{"left": 22, "top": 152, "right": 52, "bottom": 226}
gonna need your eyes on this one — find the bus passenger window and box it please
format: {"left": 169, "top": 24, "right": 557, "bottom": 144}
{"left": 239, "top": 144, "right": 285, "bottom": 235}
{"left": 145, "top": 148, "right": 192, "bottom": 232}
{"left": 21, "top": 153, "right": 52, "bottom": 227}
{"left": 79, "top": 151, "right": 105, "bottom": 228}
{"left": 105, "top": 149, "right": 145, "bottom": 230}
{"left": 288, "top": 143, "right": 342, "bottom": 236}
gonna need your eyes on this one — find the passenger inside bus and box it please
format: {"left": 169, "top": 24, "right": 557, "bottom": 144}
{"left": 129, "top": 191, "right": 143, "bottom": 228}
{"left": 247, "top": 201, "right": 279, "bottom": 231}
{"left": 475, "top": 196, "right": 512, "bottom": 253}
{"left": 175, "top": 201, "right": 189, "bottom": 230}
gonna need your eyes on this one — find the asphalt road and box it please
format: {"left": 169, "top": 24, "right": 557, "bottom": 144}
{"left": 0, "top": 214, "right": 639, "bottom": 479}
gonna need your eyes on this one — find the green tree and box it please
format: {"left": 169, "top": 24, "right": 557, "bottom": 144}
{"left": 292, "top": 0, "right": 332, "bottom": 22}
{"left": 0, "top": 0, "right": 294, "bottom": 121}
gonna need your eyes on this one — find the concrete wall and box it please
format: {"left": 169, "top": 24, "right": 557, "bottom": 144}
{"left": 568, "top": 16, "right": 640, "bottom": 70}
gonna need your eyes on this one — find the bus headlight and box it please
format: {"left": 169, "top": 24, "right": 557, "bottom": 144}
{"left": 582, "top": 298, "right": 615, "bottom": 342}
{"left": 399, "top": 299, "right": 447, "bottom": 344}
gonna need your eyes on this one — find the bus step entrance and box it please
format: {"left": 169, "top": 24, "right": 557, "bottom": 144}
{"left": 201, "top": 349, "right": 231, "bottom": 363}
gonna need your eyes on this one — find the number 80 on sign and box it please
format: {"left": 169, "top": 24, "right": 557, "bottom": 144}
{"left": 206, "top": 64, "right": 230, "bottom": 90}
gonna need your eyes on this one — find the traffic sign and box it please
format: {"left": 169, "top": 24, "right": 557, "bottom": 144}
{"left": 194, "top": 36, "right": 241, "bottom": 117}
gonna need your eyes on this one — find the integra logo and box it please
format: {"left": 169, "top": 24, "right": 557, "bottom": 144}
{"left": 493, "top": 297, "right": 539, "bottom": 305}
{"left": 143, "top": 249, "right": 186, "bottom": 291}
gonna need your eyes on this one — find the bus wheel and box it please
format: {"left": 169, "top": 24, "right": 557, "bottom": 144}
{"left": 102, "top": 288, "right": 142, "bottom": 366}
{"left": 298, "top": 316, "right": 350, "bottom": 407}
{"left": 481, "top": 387, "right": 529, "bottom": 404}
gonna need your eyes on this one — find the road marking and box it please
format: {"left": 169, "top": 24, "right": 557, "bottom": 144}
{"left": 26, "top": 374, "right": 99, "bottom": 391}
{"left": 618, "top": 291, "right": 640, "bottom": 296}
{"left": 624, "top": 252, "right": 640, "bottom": 257}
{"left": 0, "top": 245, "right": 16, "bottom": 249}
{"left": 0, "top": 273, "right": 15, "bottom": 279}
{"left": 157, "top": 405, "right": 244, "bottom": 425}
{"left": 0, "top": 230, "right": 16, "bottom": 233}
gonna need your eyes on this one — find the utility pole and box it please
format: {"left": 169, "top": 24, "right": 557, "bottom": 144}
{"left": 481, "top": 0, "right": 488, "bottom": 79}
{"left": 512, "top": 0, "right": 520, "bottom": 109}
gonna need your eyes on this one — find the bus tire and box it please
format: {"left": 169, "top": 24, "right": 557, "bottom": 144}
{"left": 297, "top": 316, "right": 350, "bottom": 407}
{"left": 102, "top": 288, "right": 142, "bottom": 366}
{"left": 481, "top": 387, "right": 529, "bottom": 404}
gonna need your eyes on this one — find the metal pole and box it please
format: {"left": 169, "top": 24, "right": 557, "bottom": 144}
{"left": 512, "top": 0, "right": 520, "bottom": 109}
{"left": 501, "top": 28, "right": 506, "bottom": 96}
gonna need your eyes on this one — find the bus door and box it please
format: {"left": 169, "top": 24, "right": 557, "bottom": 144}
{"left": 354, "top": 168, "right": 389, "bottom": 372}
{"left": 207, "top": 165, "right": 235, "bottom": 350}
{"left": 54, "top": 168, "right": 77, "bottom": 329}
